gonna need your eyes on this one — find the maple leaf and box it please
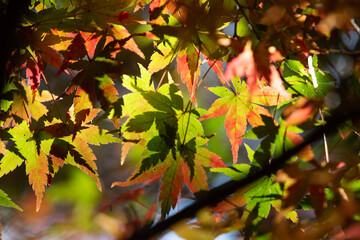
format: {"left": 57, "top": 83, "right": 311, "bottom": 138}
{"left": 0, "top": 149, "right": 24, "bottom": 178}
{"left": 0, "top": 141, "right": 5, "bottom": 155}
{"left": 214, "top": 143, "right": 299, "bottom": 224}
{"left": 224, "top": 42, "right": 257, "bottom": 91}
{"left": 244, "top": 176, "right": 283, "bottom": 224}
{"left": 5, "top": 122, "right": 52, "bottom": 211}
{"left": 177, "top": 44, "right": 201, "bottom": 105}
{"left": 26, "top": 150, "right": 49, "bottom": 212}
{"left": 110, "top": 24, "right": 145, "bottom": 59}
{"left": 224, "top": 41, "right": 286, "bottom": 95}
{"left": 9, "top": 83, "right": 53, "bottom": 122}
{"left": 96, "top": 74, "right": 119, "bottom": 107}
{"left": 0, "top": 188, "right": 23, "bottom": 212}
{"left": 244, "top": 116, "right": 315, "bottom": 163}
{"left": 30, "top": 30, "right": 64, "bottom": 69}
{"left": 112, "top": 154, "right": 172, "bottom": 187}
{"left": 201, "top": 78, "right": 291, "bottom": 164}
{"left": 207, "top": 59, "right": 225, "bottom": 84}
{"left": 74, "top": 86, "right": 93, "bottom": 118}
{"left": 26, "top": 59, "right": 42, "bottom": 91}
{"left": 149, "top": 0, "right": 169, "bottom": 24}
{"left": 80, "top": 32, "right": 106, "bottom": 58}
{"left": 159, "top": 156, "right": 184, "bottom": 218}
{"left": 114, "top": 134, "right": 223, "bottom": 217}
{"left": 59, "top": 58, "right": 121, "bottom": 115}
{"left": 148, "top": 37, "right": 178, "bottom": 75}
{"left": 113, "top": 67, "right": 226, "bottom": 217}
{"left": 57, "top": 33, "right": 87, "bottom": 75}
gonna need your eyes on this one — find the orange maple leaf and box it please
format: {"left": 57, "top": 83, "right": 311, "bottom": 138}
{"left": 177, "top": 44, "right": 200, "bottom": 105}
{"left": 201, "top": 79, "right": 291, "bottom": 163}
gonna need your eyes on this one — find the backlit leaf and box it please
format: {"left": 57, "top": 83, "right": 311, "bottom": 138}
{"left": 111, "top": 24, "right": 145, "bottom": 59}
{"left": 77, "top": 125, "right": 121, "bottom": 146}
{"left": 26, "top": 59, "right": 42, "bottom": 91}
{"left": 0, "top": 150, "right": 24, "bottom": 178}
{"left": 177, "top": 44, "right": 200, "bottom": 104}
{"left": 201, "top": 80, "right": 290, "bottom": 163}
{"left": 159, "top": 157, "right": 183, "bottom": 217}
{"left": 112, "top": 154, "right": 172, "bottom": 187}
{"left": 148, "top": 37, "right": 178, "bottom": 75}
{"left": 26, "top": 150, "right": 49, "bottom": 212}
{"left": 0, "top": 189, "right": 22, "bottom": 211}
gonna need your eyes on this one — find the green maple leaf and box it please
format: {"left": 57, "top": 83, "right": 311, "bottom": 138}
{"left": 114, "top": 66, "right": 226, "bottom": 218}
{"left": 0, "top": 188, "right": 22, "bottom": 212}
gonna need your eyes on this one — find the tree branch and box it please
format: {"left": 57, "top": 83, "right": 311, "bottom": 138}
{"left": 128, "top": 99, "right": 360, "bottom": 240}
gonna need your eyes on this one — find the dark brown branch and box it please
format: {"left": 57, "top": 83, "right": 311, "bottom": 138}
{"left": 128, "top": 99, "right": 360, "bottom": 240}
{"left": 0, "top": 0, "right": 31, "bottom": 93}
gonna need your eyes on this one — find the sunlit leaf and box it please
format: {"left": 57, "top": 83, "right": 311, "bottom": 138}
{"left": 201, "top": 80, "right": 290, "bottom": 163}
{"left": 0, "top": 189, "right": 23, "bottom": 212}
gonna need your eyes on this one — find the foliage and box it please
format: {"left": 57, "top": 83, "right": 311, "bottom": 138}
{"left": 0, "top": 0, "right": 360, "bottom": 239}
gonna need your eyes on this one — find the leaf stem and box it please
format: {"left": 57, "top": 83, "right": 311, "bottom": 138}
{"left": 155, "top": 41, "right": 180, "bottom": 92}
{"left": 181, "top": 101, "right": 193, "bottom": 146}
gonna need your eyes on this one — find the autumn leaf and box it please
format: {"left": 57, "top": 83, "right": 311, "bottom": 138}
{"left": 201, "top": 78, "right": 291, "bottom": 163}
{"left": 74, "top": 86, "right": 93, "bottom": 118}
{"left": 159, "top": 157, "right": 184, "bottom": 218}
{"left": 149, "top": 0, "right": 169, "bottom": 24}
{"left": 113, "top": 137, "right": 224, "bottom": 218}
{"left": 26, "top": 59, "right": 42, "bottom": 91}
{"left": 9, "top": 84, "right": 51, "bottom": 122}
{"left": 207, "top": 59, "right": 225, "bottom": 84}
{"left": 113, "top": 66, "right": 226, "bottom": 217}
{"left": 244, "top": 176, "right": 283, "bottom": 224}
{"left": 57, "top": 33, "right": 87, "bottom": 75}
{"left": 110, "top": 24, "right": 145, "bottom": 59}
{"left": 112, "top": 155, "right": 172, "bottom": 188}
{"left": 96, "top": 74, "right": 119, "bottom": 107}
{"left": 177, "top": 44, "right": 200, "bottom": 105}
{"left": 224, "top": 41, "right": 286, "bottom": 95}
{"left": 26, "top": 150, "right": 49, "bottom": 212}
{"left": 80, "top": 32, "right": 106, "bottom": 58}
{"left": 286, "top": 131, "right": 315, "bottom": 161}
{"left": 212, "top": 160, "right": 286, "bottom": 224}
{"left": 244, "top": 115, "right": 315, "bottom": 163}
{"left": 148, "top": 37, "right": 178, "bottom": 75}
{"left": 6, "top": 122, "right": 51, "bottom": 211}
{"left": 30, "top": 30, "right": 64, "bottom": 69}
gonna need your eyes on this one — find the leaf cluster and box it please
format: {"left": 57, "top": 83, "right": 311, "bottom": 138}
{"left": 0, "top": 0, "right": 360, "bottom": 239}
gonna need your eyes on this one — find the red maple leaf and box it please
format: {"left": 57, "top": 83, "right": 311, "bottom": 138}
{"left": 57, "top": 33, "right": 87, "bottom": 75}
{"left": 224, "top": 41, "right": 287, "bottom": 96}
{"left": 26, "top": 60, "right": 42, "bottom": 90}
